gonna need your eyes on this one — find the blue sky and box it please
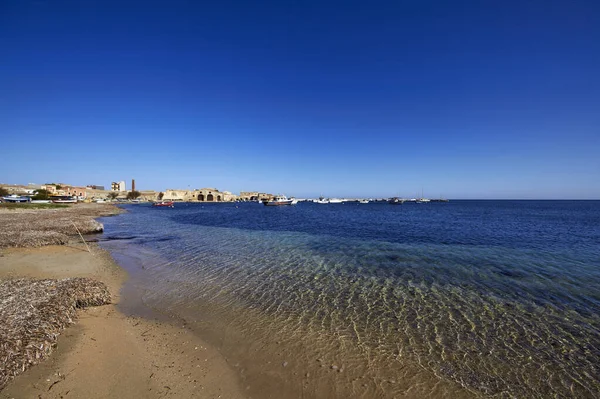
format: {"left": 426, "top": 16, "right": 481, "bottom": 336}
{"left": 1, "top": 0, "right": 598, "bottom": 198}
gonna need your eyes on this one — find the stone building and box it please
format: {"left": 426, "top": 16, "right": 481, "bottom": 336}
{"left": 239, "top": 191, "right": 274, "bottom": 201}
{"left": 161, "top": 188, "right": 237, "bottom": 202}
{"left": 194, "top": 188, "right": 237, "bottom": 202}
{"left": 63, "top": 186, "right": 88, "bottom": 199}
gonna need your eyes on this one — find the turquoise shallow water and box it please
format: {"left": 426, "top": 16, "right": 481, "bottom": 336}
{"left": 100, "top": 201, "right": 600, "bottom": 398}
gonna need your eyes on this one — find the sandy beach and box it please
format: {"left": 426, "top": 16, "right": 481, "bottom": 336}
{"left": 0, "top": 205, "right": 246, "bottom": 399}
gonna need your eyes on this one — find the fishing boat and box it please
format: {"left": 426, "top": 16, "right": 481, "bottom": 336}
{"left": 2, "top": 195, "right": 30, "bottom": 203}
{"left": 264, "top": 195, "right": 296, "bottom": 206}
{"left": 328, "top": 198, "right": 343, "bottom": 204}
{"left": 388, "top": 197, "right": 404, "bottom": 205}
{"left": 51, "top": 196, "right": 78, "bottom": 204}
{"left": 152, "top": 201, "right": 174, "bottom": 208}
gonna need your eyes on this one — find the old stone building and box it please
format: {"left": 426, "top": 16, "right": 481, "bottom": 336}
{"left": 196, "top": 188, "right": 237, "bottom": 202}
{"left": 162, "top": 188, "right": 237, "bottom": 202}
{"left": 239, "top": 191, "right": 274, "bottom": 201}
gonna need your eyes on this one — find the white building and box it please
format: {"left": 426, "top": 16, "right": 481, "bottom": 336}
{"left": 111, "top": 181, "right": 126, "bottom": 191}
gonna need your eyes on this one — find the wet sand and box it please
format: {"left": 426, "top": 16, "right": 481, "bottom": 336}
{"left": 0, "top": 241, "right": 246, "bottom": 398}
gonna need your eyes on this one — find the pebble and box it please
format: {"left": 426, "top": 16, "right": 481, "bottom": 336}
{"left": 331, "top": 365, "right": 338, "bottom": 370}
{"left": 282, "top": 361, "right": 288, "bottom": 367}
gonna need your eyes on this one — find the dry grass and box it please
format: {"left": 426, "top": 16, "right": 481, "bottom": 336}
{"left": 0, "top": 277, "right": 111, "bottom": 390}
{"left": 0, "top": 203, "right": 123, "bottom": 249}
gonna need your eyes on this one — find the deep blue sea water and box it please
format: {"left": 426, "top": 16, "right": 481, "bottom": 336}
{"left": 99, "top": 201, "right": 600, "bottom": 398}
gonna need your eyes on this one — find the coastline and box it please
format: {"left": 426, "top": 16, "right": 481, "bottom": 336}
{"left": 0, "top": 205, "right": 246, "bottom": 398}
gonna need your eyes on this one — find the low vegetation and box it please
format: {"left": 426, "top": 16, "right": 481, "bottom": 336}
{"left": 32, "top": 189, "right": 50, "bottom": 200}
{"left": 126, "top": 190, "right": 141, "bottom": 200}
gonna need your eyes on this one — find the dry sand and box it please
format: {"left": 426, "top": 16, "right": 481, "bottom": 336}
{"left": 0, "top": 207, "right": 247, "bottom": 398}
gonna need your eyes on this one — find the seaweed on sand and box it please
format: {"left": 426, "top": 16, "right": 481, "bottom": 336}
{"left": 0, "top": 277, "right": 111, "bottom": 390}
{"left": 0, "top": 204, "right": 122, "bottom": 249}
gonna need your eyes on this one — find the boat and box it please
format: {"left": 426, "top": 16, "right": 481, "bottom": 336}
{"left": 31, "top": 200, "right": 51, "bottom": 204}
{"left": 2, "top": 195, "right": 31, "bottom": 203}
{"left": 415, "top": 189, "right": 430, "bottom": 203}
{"left": 359, "top": 199, "right": 369, "bottom": 204}
{"left": 315, "top": 196, "right": 343, "bottom": 204}
{"left": 152, "top": 201, "right": 174, "bottom": 208}
{"left": 263, "top": 195, "right": 296, "bottom": 206}
{"left": 51, "top": 196, "right": 78, "bottom": 204}
{"left": 388, "top": 197, "right": 404, "bottom": 205}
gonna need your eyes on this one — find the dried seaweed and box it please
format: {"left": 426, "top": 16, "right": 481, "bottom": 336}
{"left": 0, "top": 204, "right": 122, "bottom": 249}
{"left": 0, "top": 277, "right": 111, "bottom": 390}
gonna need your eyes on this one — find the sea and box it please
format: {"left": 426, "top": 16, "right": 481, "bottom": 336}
{"left": 98, "top": 200, "right": 600, "bottom": 398}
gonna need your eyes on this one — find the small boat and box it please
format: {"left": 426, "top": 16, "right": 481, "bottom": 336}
{"left": 359, "top": 199, "right": 369, "bottom": 204}
{"left": 328, "top": 198, "right": 343, "bottom": 204}
{"left": 2, "top": 195, "right": 31, "bottom": 203}
{"left": 264, "top": 195, "right": 296, "bottom": 206}
{"left": 153, "top": 201, "right": 174, "bottom": 208}
{"left": 388, "top": 197, "right": 405, "bottom": 205}
{"left": 52, "top": 196, "right": 78, "bottom": 204}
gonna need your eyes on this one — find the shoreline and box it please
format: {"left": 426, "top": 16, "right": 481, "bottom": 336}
{"left": 0, "top": 205, "right": 247, "bottom": 398}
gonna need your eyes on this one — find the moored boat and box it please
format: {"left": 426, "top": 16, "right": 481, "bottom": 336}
{"left": 2, "top": 195, "right": 31, "bottom": 203}
{"left": 51, "top": 196, "right": 78, "bottom": 204}
{"left": 264, "top": 195, "right": 296, "bottom": 206}
{"left": 152, "top": 201, "right": 174, "bottom": 208}
{"left": 388, "top": 197, "right": 405, "bottom": 205}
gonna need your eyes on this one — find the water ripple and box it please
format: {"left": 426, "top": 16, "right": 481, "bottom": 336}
{"left": 100, "top": 201, "right": 600, "bottom": 398}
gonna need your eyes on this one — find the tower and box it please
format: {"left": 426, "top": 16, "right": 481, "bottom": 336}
{"left": 132, "top": 179, "right": 136, "bottom": 192}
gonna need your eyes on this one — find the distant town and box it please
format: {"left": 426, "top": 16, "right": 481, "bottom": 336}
{"left": 0, "top": 179, "right": 282, "bottom": 203}
{"left": 0, "top": 179, "right": 450, "bottom": 206}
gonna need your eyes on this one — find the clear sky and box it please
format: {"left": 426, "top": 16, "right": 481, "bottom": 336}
{"left": 1, "top": 0, "right": 599, "bottom": 199}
